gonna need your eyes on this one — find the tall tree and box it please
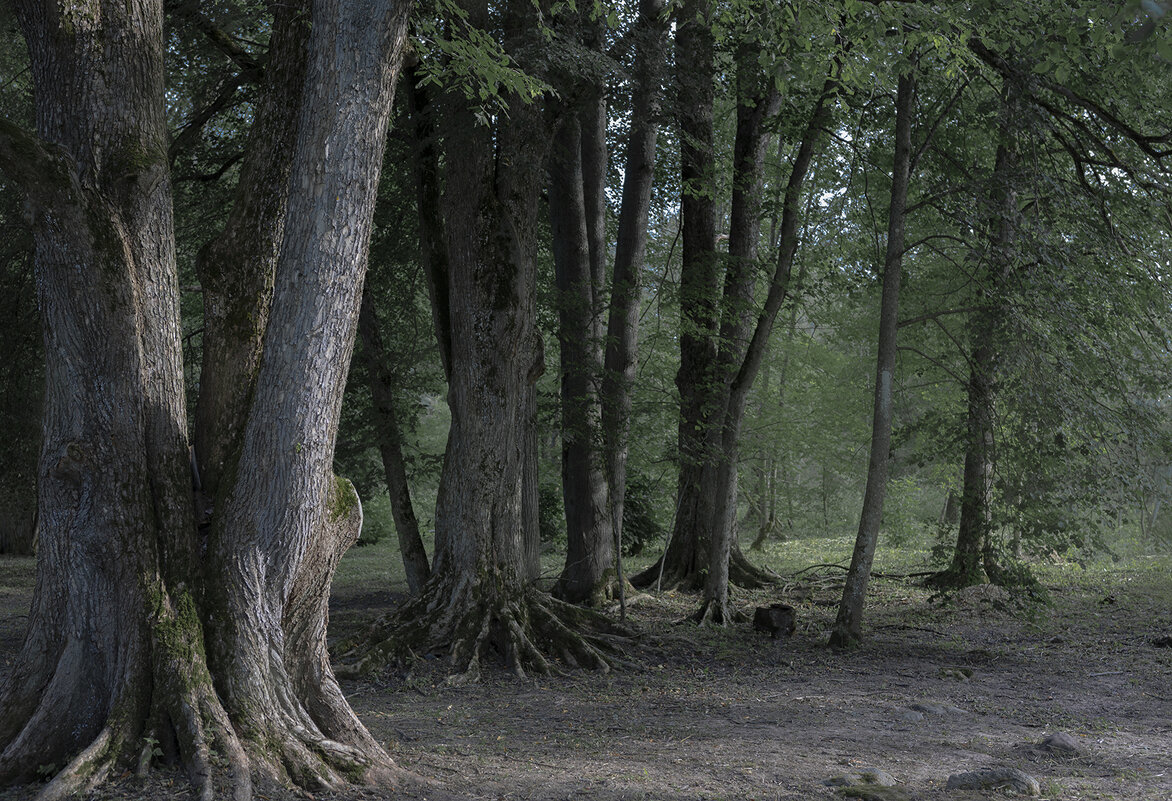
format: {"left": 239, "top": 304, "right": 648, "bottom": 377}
{"left": 830, "top": 70, "right": 916, "bottom": 648}
{"left": 696, "top": 57, "right": 838, "bottom": 622}
{"left": 352, "top": 0, "right": 628, "bottom": 680}
{"left": 549, "top": 9, "right": 615, "bottom": 605}
{"left": 0, "top": 0, "right": 414, "bottom": 796}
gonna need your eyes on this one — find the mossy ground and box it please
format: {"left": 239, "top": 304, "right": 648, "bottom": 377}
{"left": 2, "top": 537, "right": 1171, "bottom": 800}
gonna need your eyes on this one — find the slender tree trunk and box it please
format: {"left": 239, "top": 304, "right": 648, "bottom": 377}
{"left": 404, "top": 65, "right": 452, "bottom": 381}
{"left": 830, "top": 72, "right": 916, "bottom": 648}
{"left": 631, "top": 0, "right": 719, "bottom": 592}
{"left": 601, "top": 0, "right": 668, "bottom": 609}
{"left": 937, "top": 80, "right": 1020, "bottom": 589}
{"left": 357, "top": 285, "right": 431, "bottom": 595}
{"left": 550, "top": 100, "right": 615, "bottom": 605}
{"left": 697, "top": 63, "right": 833, "bottom": 623}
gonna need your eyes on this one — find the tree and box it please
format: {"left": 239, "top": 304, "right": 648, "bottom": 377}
{"left": 0, "top": 0, "right": 413, "bottom": 796}
{"left": 548, "top": 8, "right": 616, "bottom": 605}
{"left": 830, "top": 69, "right": 916, "bottom": 648}
{"left": 352, "top": 0, "right": 628, "bottom": 681}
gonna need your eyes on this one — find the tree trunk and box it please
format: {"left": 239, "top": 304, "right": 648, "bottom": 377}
{"left": 357, "top": 284, "right": 431, "bottom": 595}
{"left": 0, "top": 0, "right": 415, "bottom": 797}
{"left": 550, "top": 102, "right": 616, "bottom": 605}
{"left": 696, "top": 62, "right": 833, "bottom": 624}
{"left": 204, "top": 0, "right": 411, "bottom": 783}
{"left": 348, "top": 0, "right": 628, "bottom": 681}
{"left": 0, "top": 2, "right": 223, "bottom": 794}
{"left": 829, "top": 72, "right": 915, "bottom": 648}
{"left": 602, "top": 0, "right": 668, "bottom": 606}
{"left": 631, "top": 0, "right": 719, "bottom": 592}
{"left": 193, "top": 0, "right": 310, "bottom": 500}
{"left": 935, "top": 80, "right": 1021, "bottom": 589}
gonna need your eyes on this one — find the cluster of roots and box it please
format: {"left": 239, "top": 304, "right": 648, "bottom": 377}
{"left": 337, "top": 580, "right": 635, "bottom": 683}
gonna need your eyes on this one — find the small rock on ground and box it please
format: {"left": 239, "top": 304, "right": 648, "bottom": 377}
{"left": 946, "top": 767, "right": 1040, "bottom": 796}
{"left": 909, "top": 702, "right": 966, "bottom": 716}
{"left": 1041, "top": 731, "right": 1081, "bottom": 755}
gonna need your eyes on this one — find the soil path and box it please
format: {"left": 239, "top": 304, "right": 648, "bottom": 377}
{"left": 1, "top": 556, "right": 1169, "bottom": 800}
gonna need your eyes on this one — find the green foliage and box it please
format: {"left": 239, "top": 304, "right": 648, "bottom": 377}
{"left": 357, "top": 492, "right": 394, "bottom": 547}
{"left": 621, "top": 471, "right": 666, "bottom": 557}
{"left": 538, "top": 481, "right": 565, "bottom": 545}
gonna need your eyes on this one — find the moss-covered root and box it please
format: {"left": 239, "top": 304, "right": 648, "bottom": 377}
{"left": 341, "top": 584, "right": 635, "bottom": 682}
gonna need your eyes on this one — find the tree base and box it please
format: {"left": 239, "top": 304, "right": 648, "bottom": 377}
{"left": 688, "top": 597, "right": 746, "bottom": 627}
{"left": 339, "top": 578, "right": 635, "bottom": 682}
{"left": 631, "top": 547, "right": 778, "bottom": 592}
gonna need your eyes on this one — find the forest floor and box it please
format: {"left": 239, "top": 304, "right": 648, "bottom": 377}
{"left": 1, "top": 540, "right": 1170, "bottom": 801}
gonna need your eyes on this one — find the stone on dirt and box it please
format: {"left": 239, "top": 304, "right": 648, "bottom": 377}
{"left": 945, "top": 767, "right": 1040, "bottom": 796}
{"left": 1040, "top": 731, "right": 1081, "bottom": 755}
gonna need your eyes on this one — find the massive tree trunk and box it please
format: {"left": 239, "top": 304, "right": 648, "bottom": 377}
{"left": 830, "top": 72, "right": 916, "bottom": 648}
{"left": 0, "top": 2, "right": 224, "bottom": 794}
{"left": 0, "top": 0, "right": 414, "bottom": 797}
{"left": 358, "top": 284, "right": 431, "bottom": 595}
{"left": 349, "top": 0, "right": 627, "bottom": 681}
{"left": 203, "top": 0, "right": 410, "bottom": 785}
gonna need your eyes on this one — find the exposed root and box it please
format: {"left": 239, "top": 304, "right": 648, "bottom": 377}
{"left": 34, "top": 727, "right": 116, "bottom": 801}
{"left": 631, "top": 546, "right": 778, "bottom": 592}
{"left": 341, "top": 580, "right": 635, "bottom": 681}
{"left": 688, "top": 597, "right": 745, "bottom": 628}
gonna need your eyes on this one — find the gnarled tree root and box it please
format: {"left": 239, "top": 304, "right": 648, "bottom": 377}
{"left": 631, "top": 547, "right": 778, "bottom": 592}
{"left": 339, "top": 581, "right": 635, "bottom": 682}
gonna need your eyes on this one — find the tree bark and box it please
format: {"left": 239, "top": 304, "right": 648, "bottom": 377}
{"left": 193, "top": 0, "right": 310, "bottom": 500}
{"left": 0, "top": 2, "right": 219, "bottom": 794}
{"left": 695, "top": 64, "right": 834, "bottom": 624}
{"left": 204, "top": 0, "right": 411, "bottom": 786}
{"left": 550, "top": 102, "right": 616, "bottom": 605}
{"left": 600, "top": 0, "right": 668, "bottom": 611}
{"left": 358, "top": 284, "right": 431, "bottom": 595}
{"left": 347, "top": 0, "right": 629, "bottom": 679}
{"left": 935, "top": 80, "right": 1021, "bottom": 589}
{"left": 631, "top": 0, "right": 720, "bottom": 592}
{"left": 830, "top": 71, "right": 916, "bottom": 648}
{"left": 0, "top": 0, "right": 415, "bottom": 797}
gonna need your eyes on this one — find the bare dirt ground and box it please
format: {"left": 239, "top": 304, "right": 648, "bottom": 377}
{"left": 1, "top": 553, "right": 1170, "bottom": 801}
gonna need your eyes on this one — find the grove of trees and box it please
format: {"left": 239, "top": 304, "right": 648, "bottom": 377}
{"left": 0, "top": 0, "right": 1169, "bottom": 798}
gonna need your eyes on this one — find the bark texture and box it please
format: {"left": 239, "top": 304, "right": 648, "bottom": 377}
{"left": 933, "top": 80, "right": 1021, "bottom": 590}
{"left": 548, "top": 16, "right": 616, "bottom": 605}
{"left": 830, "top": 72, "right": 916, "bottom": 648}
{"left": 632, "top": 0, "right": 722, "bottom": 593}
{"left": 344, "top": 0, "right": 630, "bottom": 679}
{"left": 204, "top": 0, "right": 411, "bottom": 787}
{"left": 601, "top": 0, "right": 668, "bottom": 601}
{"left": 0, "top": 0, "right": 415, "bottom": 797}
{"left": 192, "top": 0, "right": 310, "bottom": 500}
